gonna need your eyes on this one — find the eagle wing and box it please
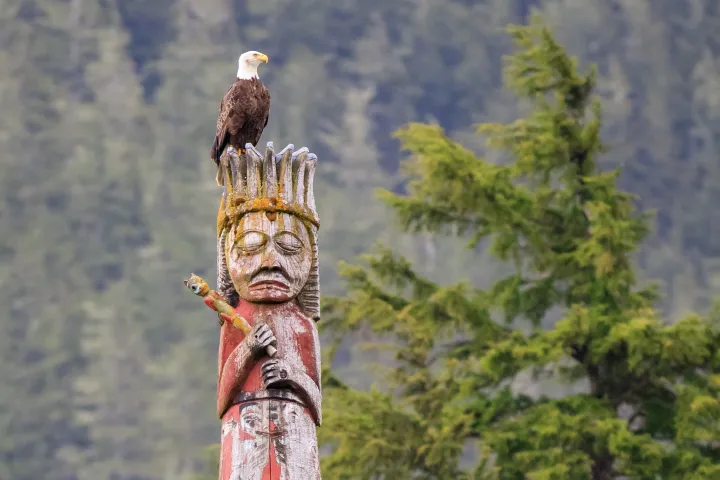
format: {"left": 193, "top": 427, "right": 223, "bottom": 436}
{"left": 210, "top": 80, "right": 270, "bottom": 186}
{"left": 211, "top": 84, "right": 244, "bottom": 167}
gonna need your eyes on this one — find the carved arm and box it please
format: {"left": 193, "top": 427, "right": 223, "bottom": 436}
{"left": 216, "top": 323, "right": 277, "bottom": 417}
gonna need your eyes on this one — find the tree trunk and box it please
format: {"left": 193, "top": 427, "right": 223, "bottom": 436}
{"left": 591, "top": 454, "right": 614, "bottom": 480}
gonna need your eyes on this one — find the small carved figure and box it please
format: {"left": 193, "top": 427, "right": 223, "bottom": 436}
{"left": 184, "top": 273, "right": 277, "bottom": 356}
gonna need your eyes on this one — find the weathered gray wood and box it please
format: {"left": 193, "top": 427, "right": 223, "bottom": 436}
{"left": 211, "top": 143, "right": 323, "bottom": 479}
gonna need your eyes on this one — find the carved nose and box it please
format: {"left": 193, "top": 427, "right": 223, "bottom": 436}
{"left": 259, "top": 244, "right": 280, "bottom": 268}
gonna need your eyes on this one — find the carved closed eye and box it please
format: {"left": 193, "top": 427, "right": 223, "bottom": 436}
{"left": 235, "top": 230, "right": 268, "bottom": 255}
{"left": 274, "top": 231, "right": 304, "bottom": 255}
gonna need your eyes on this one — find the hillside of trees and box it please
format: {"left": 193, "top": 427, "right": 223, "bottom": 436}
{"left": 1, "top": 0, "right": 720, "bottom": 478}
{"left": 320, "top": 18, "right": 720, "bottom": 478}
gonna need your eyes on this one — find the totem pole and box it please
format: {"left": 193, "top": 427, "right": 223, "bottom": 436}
{"left": 185, "top": 143, "right": 322, "bottom": 479}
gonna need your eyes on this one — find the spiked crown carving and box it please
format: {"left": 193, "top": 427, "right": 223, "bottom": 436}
{"left": 215, "top": 142, "right": 321, "bottom": 321}
{"left": 217, "top": 143, "right": 319, "bottom": 235}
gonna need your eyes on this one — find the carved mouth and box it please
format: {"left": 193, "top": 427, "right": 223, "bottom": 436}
{"left": 249, "top": 280, "right": 289, "bottom": 291}
{"left": 249, "top": 271, "right": 290, "bottom": 291}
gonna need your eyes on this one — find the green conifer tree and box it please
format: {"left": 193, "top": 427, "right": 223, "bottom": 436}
{"left": 320, "top": 16, "right": 720, "bottom": 480}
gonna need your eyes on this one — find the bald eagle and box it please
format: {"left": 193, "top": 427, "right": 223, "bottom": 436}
{"left": 210, "top": 51, "right": 271, "bottom": 186}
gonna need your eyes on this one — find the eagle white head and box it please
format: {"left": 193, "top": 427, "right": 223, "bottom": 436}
{"left": 237, "top": 51, "right": 269, "bottom": 80}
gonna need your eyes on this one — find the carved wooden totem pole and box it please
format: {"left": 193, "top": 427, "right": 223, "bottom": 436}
{"left": 185, "top": 143, "right": 322, "bottom": 479}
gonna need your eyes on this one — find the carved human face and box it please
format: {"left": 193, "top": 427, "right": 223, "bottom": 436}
{"left": 226, "top": 211, "right": 312, "bottom": 303}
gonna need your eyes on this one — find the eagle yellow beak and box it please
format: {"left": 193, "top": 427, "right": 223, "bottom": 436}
{"left": 257, "top": 53, "right": 269, "bottom": 64}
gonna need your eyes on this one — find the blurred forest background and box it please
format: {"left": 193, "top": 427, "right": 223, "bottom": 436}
{"left": 1, "top": 0, "right": 720, "bottom": 478}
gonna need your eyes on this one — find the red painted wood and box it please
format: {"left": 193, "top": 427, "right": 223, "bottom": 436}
{"left": 217, "top": 299, "right": 321, "bottom": 479}
{"left": 216, "top": 299, "right": 320, "bottom": 418}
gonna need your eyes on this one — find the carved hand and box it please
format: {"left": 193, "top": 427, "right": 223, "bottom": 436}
{"left": 261, "top": 358, "right": 293, "bottom": 389}
{"left": 246, "top": 323, "right": 277, "bottom": 357}
{"left": 260, "top": 357, "right": 323, "bottom": 425}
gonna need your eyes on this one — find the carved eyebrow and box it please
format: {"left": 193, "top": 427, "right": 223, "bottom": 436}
{"left": 233, "top": 229, "right": 268, "bottom": 246}
{"left": 274, "top": 230, "right": 304, "bottom": 242}
{"left": 275, "top": 230, "right": 300, "bottom": 237}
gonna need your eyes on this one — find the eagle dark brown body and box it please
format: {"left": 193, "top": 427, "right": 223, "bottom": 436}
{"left": 210, "top": 77, "right": 270, "bottom": 185}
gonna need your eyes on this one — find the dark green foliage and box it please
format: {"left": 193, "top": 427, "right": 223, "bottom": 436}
{"left": 321, "top": 17, "right": 720, "bottom": 479}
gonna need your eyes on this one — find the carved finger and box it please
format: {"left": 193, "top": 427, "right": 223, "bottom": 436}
{"left": 255, "top": 330, "right": 272, "bottom": 344}
{"left": 255, "top": 332, "right": 268, "bottom": 345}
{"left": 261, "top": 364, "right": 277, "bottom": 375}
{"left": 261, "top": 361, "right": 278, "bottom": 374}
{"left": 263, "top": 374, "right": 280, "bottom": 386}
{"left": 253, "top": 323, "right": 269, "bottom": 336}
{"left": 259, "top": 337, "right": 276, "bottom": 350}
